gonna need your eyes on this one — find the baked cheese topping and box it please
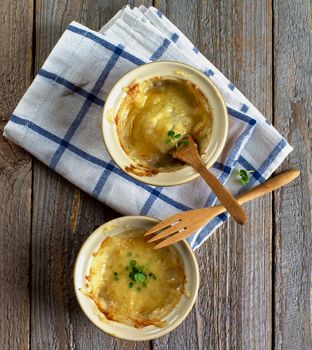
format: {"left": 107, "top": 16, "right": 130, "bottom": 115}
{"left": 82, "top": 229, "right": 186, "bottom": 328}
{"left": 116, "top": 77, "right": 212, "bottom": 172}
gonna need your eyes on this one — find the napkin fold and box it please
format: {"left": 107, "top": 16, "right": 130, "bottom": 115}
{"left": 4, "top": 6, "right": 292, "bottom": 249}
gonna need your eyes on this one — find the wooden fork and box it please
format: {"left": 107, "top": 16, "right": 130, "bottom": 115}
{"left": 144, "top": 169, "right": 300, "bottom": 249}
{"left": 173, "top": 136, "right": 248, "bottom": 225}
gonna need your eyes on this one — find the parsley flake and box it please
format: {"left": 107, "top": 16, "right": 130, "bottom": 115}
{"left": 239, "top": 169, "right": 255, "bottom": 185}
{"left": 164, "top": 129, "right": 189, "bottom": 149}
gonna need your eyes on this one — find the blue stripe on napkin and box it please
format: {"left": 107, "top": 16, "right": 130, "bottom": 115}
{"left": 10, "top": 114, "right": 192, "bottom": 212}
{"left": 68, "top": 24, "right": 146, "bottom": 66}
{"left": 38, "top": 69, "right": 105, "bottom": 107}
{"left": 150, "top": 38, "right": 171, "bottom": 60}
{"left": 49, "top": 45, "right": 124, "bottom": 169}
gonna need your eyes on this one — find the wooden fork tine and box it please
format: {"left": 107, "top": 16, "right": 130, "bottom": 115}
{"left": 153, "top": 226, "right": 201, "bottom": 249}
{"left": 146, "top": 222, "right": 186, "bottom": 242}
{"left": 150, "top": 170, "right": 301, "bottom": 249}
{"left": 144, "top": 214, "right": 182, "bottom": 236}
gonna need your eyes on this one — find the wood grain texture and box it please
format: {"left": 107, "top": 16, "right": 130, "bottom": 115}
{"left": 0, "top": 1, "right": 33, "bottom": 349}
{"left": 34, "top": 0, "right": 151, "bottom": 69}
{"left": 31, "top": 166, "right": 151, "bottom": 349}
{"left": 273, "top": 1, "right": 312, "bottom": 349}
{"left": 153, "top": 1, "right": 273, "bottom": 349}
{"left": 31, "top": 1, "right": 152, "bottom": 349}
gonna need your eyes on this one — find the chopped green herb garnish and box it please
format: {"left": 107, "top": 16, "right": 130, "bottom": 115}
{"left": 181, "top": 140, "right": 190, "bottom": 146}
{"left": 114, "top": 272, "right": 118, "bottom": 276}
{"left": 127, "top": 251, "right": 132, "bottom": 257}
{"left": 134, "top": 272, "right": 146, "bottom": 282}
{"left": 164, "top": 129, "right": 189, "bottom": 150}
{"left": 239, "top": 169, "right": 255, "bottom": 185}
{"left": 129, "top": 271, "right": 136, "bottom": 281}
{"left": 125, "top": 260, "right": 156, "bottom": 289}
{"left": 137, "top": 287, "right": 142, "bottom": 292}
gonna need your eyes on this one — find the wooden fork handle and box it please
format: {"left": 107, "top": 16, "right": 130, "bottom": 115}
{"left": 236, "top": 169, "right": 300, "bottom": 205}
{"left": 196, "top": 164, "right": 248, "bottom": 225}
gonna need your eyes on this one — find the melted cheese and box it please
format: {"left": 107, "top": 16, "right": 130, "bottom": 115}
{"left": 116, "top": 77, "right": 213, "bottom": 172}
{"left": 82, "top": 229, "right": 186, "bottom": 328}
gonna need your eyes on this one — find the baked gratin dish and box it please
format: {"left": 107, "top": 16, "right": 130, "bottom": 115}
{"left": 115, "top": 76, "right": 213, "bottom": 176}
{"left": 81, "top": 229, "right": 186, "bottom": 328}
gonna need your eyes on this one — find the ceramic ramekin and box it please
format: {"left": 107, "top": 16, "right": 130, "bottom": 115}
{"left": 102, "top": 61, "right": 228, "bottom": 186}
{"left": 73, "top": 216, "right": 199, "bottom": 341}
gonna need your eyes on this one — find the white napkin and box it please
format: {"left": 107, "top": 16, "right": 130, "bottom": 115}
{"left": 4, "top": 6, "right": 292, "bottom": 249}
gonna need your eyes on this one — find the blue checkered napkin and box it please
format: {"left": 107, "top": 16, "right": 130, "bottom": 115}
{"left": 4, "top": 6, "right": 292, "bottom": 249}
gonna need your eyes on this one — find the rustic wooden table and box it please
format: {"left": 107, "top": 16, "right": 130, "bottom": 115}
{"left": 0, "top": 1, "right": 311, "bottom": 349}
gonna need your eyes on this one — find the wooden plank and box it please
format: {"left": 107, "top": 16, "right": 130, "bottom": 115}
{"left": 31, "top": 1, "right": 152, "bottom": 349}
{"left": 153, "top": 1, "right": 273, "bottom": 349}
{"left": 273, "top": 1, "right": 312, "bottom": 349}
{"left": 0, "top": 1, "right": 33, "bottom": 350}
